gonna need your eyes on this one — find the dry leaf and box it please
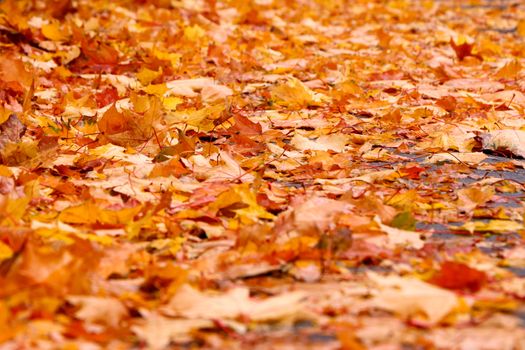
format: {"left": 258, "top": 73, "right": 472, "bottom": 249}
{"left": 369, "top": 273, "right": 459, "bottom": 324}
{"left": 482, "top": 130, "right": 525, "bottom": 158}
{"left": 67, "top": 296, "right": 127, "bottom": 328}
{"left": 132, "top": 311, "right": 212, "bottom": 350}
{"left": 162, "top": 284, "right": 306, "bottom": 322}
{"left": 291, "top": 133, "right": 348, "bottom": 152}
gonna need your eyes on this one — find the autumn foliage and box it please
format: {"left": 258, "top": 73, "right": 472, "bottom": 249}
{"left": 1, "top": 0, "right": 525, "bottom": 349}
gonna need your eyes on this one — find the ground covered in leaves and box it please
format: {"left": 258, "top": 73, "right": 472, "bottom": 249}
{"left": 1, "top": 0, "right": 525, "bottom": 349}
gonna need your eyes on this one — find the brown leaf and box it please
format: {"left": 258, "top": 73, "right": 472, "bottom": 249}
{"left": 0, "top": 114, "right": 26, "bottom": 163}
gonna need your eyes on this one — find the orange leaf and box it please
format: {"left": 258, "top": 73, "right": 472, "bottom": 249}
{"left": 430, "top": 261, "right": 487, "bottom": 293}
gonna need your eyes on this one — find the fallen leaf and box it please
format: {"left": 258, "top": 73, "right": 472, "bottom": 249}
{"left": 290, "top": 133, "right": 348, "bottom": 152}
{"left": 375, "top": 218, "right": 424, "bottom": 249}
{"left": 456, "top": 186, "right": 495, "bottom": 213}
{"left": 201, "top": 84, "right": 233, "bottom": 103}
{"left": 67, "top": 296, "right": 127, "bottom": 328}
{"left": 369, "top": 273, "right": 459, "bottom": 324}
{"left": 162, "top": 284, "right": 306, "bottom": 322}
{"left": 450, "top": 38, "right": 482, "bottom": 61}
{"left": 482, "top": 130, "right": 525, "bottom": 158}
{"left": 0, "top": 114, "right": 26, "bottom": 155}
{"left": 275, "top": 195, "right": 350, "bottom": 235}
{"left": 450, "top": 220, "right": 523, "bottom": 234}
{"left": 271, "top": 77, "right": 328, "bottom": 108}
{"left": 132, "top": 311, "right": 212, "bottom": 350}
{"left": 424, "top": 152, "right": 487, "bottom": 164}
{"left": 494, "top": 60, "right": 521, "bottom": 79}
{"left": 429, "top": 261, "right": 487, "bottom": 293}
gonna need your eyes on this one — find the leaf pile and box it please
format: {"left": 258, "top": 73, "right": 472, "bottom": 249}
{"left": 1, "top": 0, "right": 525, "bottom": 349}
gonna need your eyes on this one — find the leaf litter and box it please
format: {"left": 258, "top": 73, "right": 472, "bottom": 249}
{"left": 1, "top": 0, "right": 525, "bottom": 349}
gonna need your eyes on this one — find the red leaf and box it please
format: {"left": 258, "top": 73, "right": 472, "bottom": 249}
{"left": 430, "top": 261, "right": 487, "bottom": 293}
{"left": 95, "top": 87, "right": 119, "bottom": 108}
{"left": 450, "top": 39, "right": 482, "bottom": 61}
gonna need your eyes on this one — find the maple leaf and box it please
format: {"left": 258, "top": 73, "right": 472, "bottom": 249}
{"left": 369, "top": 273, "right": 459, "bottom": 324}
{"left": 67, "top": 296, "right": 127, "bottom": 328}
{"left": 429, "top": 261, "right": 487, "bottom": 293}
{"left": 209, "top": 183, "right": 274, "bottom": 223}
{"left": 3, "top": 0, "right": 525, "bottom": 348}
{"left": 132, "top": 311, "right": 212, "bottom": 350}
{"left": 450, "top": 38, "right": 482, "bottom": 61}
{"left": 59, "top": 201, "right": 142, "bottom": 226}
{"left": 162, "top": 284, "right": 306, "bottom": 322}
{"left": 270, "top": 77, "right": 329, "bottom": 109}
{"left": 0, "top": 53, "right": 32, "bottom": 93}
{"left": 98, "top": 96, "right": 162, "bottom": 147}
{"left": 494, "top": 59, "right": 521, "bottom": 79}
{"left": 290, "top": 133, "right": 349, "bottom": 153}
{"left": 1, "top": 237, "right": 101, "bottom": 296}
{"left": 456, "top": 185, "right": 495, "bottom": 213}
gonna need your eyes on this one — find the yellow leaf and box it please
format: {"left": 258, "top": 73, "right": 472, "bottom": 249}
{"left": 98, "top": 206, "right": 143, "bottom": 226}
{"left": 0, "top": 241, "right": 13, "bottom": 262}
{"left": 279, "top": 236, "right": 320, "bottom": 253}
{"left": 209, "top": 184, "right": 274, "bottom": 223}
{"left": 59, "top": 201, "right": 99, "bottom": 225}
{"left": 473, "top": 299, "right": 518, "bottom": 312}
{"left": 75, "top": 232, "right": 113, "bottom": 245}
{"left": 126, "top": 211, "right": 154, "bottom": 239}
{"left": 153, "top": 49, "right": 181, "bottom": 67}
{"left": 386, "top": 189, "right": 419, "bottom": 210}
{"left": 271, "top": 77, "right": 327, "bottom": 109}
{"left": 165, "top": 104, "right": 226, "bottom": 132}
{"left": 478, "top": 37, "right": 502, "bottom": 55}
{"left": 60, "top": 201, "right": 142, "bottom": 226}
{"left": 0, "top": 196, "right": 30, "bottom": 226}
{"left": 183, "top": 25, "right": 205, "bottom": 41}
{"left": 130, "top": 92, "right": 153, "bottom": 113}
{"left": 137, "top": 67, "right": 162, "bottom": 86}
{"left": 41, "top": 22, "right": 68, "bottom": 41}
{"left": 148, "top": 237, "right": 185, "bottom": 256}
{"left": 450, "top": 220, "right": 523, "bottom": 234}
{"left": 143, "top": 83, "right": 168, "bottom": 96}
{"left": 0, "top": 105, "right": 11, "bottom": 124}
{"left": 162, "top": 96, "right": 183, "bottom": 110}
